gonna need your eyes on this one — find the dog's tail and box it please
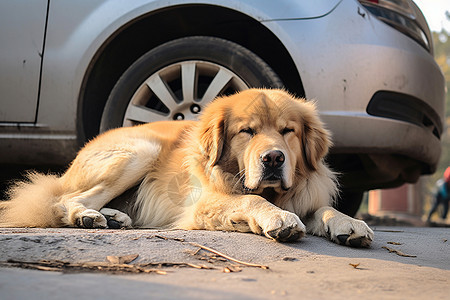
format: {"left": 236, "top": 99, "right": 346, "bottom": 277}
{"left": 0, "top": 171, "right": 65, "bottom": 227}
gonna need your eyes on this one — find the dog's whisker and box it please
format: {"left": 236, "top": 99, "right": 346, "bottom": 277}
{"left": 232, "top": 169, "right": 245, "bottom": 181}
{"left": 232, "top": 169, "right": 247, "bottom": 192}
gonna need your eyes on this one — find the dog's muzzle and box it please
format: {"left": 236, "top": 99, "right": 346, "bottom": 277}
{"left": 242, "top": 150, "right": 290, "bottom": 193}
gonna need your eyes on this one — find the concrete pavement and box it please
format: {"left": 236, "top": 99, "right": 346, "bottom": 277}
{"left": 0, "top": 226, "right": 449, "bottom": 299}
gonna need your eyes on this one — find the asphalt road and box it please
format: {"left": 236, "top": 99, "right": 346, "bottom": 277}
{"left": 0, "top": 226, "right": 449, "bottom": 299}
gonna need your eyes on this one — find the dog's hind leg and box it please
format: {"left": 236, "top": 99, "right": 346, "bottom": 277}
{"left": 99, "top": 208, "right": 132, "bottom": 229}
{"left": 59, "top": 137, "right": 162, "bottom": 228}
{"left": 60, "top": 185, "right": 118, "bottom": 228}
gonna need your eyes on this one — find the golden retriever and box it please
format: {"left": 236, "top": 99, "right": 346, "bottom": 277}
{"left": 0, "top": 89, "right": 373, "bottom": 246}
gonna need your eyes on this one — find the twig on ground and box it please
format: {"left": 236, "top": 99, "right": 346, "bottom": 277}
{"left": 153, "top": 234, "right": 270, "bottom": 269}
{"left": 154, "top": 235, "right": 185, "bottom": 242}
{"left": 189, "top": 242, "right": 269, "bottom": 269}
{"left": 3, "top": 259, "right": 218, "bottom": 274}
{"left": 4, "top": 259, "right": 168, "bottom": 274}
{"left": 382, "top": 246, "right": 417, "bottom": 257}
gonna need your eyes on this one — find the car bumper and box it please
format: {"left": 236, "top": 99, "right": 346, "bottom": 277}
{"left": 267, "top": 0, "right": 445, "bottom": 182}
{"left": 322, "top": 112, "right": 440, "bottom": 163}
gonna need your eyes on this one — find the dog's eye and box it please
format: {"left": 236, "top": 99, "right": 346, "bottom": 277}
{"left": 281, "top": 128, "right": 295, "bottom": 135}
{"left": 239, "top": 128, "right": 255, "bottom": 136}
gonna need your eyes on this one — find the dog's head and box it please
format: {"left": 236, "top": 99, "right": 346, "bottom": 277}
{"left": 197, "top": 89, "right": 331, "bottom": 195}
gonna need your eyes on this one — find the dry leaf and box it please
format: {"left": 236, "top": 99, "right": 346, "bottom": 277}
{"left": 185, "top": 263, "right": 213, "bottom": 269}
{"left": 282, "top": 257, "right": 298, "bottom": 261}
{"left": 349, "top": 263, "right": 360, "bottom": 269}
{"left": 223, "top": 266, "right": 242, "bottom": 273}
{"left": 106, "top": 254, "right": 139, "bottom": 264}
{"left": 387, "top": 241, "right": 402, "bottom": 245}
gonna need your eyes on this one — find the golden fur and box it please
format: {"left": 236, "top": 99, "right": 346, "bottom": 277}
{"left": 0, "top": 89, "right": 373, "bottom": 246}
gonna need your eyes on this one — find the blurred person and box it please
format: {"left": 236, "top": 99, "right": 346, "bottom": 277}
{"left": 427, "top": 167, "right": 450, "bottom": 222}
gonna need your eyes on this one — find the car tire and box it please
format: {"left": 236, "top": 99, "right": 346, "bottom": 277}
{"left": 100, "top": 36, "right": 283, "bottom": 131}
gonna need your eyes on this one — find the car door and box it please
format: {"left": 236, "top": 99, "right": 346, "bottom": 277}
{"left": 0, "top": 0, "right": 48, "bottom": 122}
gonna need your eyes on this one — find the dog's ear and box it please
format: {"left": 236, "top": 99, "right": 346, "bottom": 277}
{"left": 198, "top": 105, "right": 227, "bottom": 171}
{"left": 299, "top": 103, "right": 332, "bottom": 172}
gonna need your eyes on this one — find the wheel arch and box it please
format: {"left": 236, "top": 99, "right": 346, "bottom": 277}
{"left": 78, "top": 4, "right": 304, "bottom": 143}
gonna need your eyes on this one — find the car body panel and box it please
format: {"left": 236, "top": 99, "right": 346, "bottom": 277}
{"left": 0, "top": 0, "right": 48, "bottom": 122}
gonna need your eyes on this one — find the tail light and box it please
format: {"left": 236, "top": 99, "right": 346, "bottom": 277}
{"left": 358, "top": 0, "right": 433, "bottom": 53}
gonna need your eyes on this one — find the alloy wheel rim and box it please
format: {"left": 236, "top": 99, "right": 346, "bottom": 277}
{"left": 123, "top": 60, "right": 249, "bottom": 126}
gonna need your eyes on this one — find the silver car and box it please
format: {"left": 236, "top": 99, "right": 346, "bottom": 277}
{"left": 0, "top": 0, "right": 445, "bottom": 215}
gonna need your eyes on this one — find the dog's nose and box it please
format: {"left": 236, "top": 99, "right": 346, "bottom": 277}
{"left": 261, "top": 150, "right": 285, "bottom": 169}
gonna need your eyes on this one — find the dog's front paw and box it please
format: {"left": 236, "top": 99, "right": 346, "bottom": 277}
{"left": 328, "top": 216, "right": 373, "bottom": 247}
{"left": 262, "top": 211, "right": 306, "bottom": 242}
{"left": 76, "top": 209, "right": 107, "bottom": 228}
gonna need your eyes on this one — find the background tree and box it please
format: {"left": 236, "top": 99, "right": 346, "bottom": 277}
{"left": 425, "top": 17, "right": 450, "bottom": 216}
